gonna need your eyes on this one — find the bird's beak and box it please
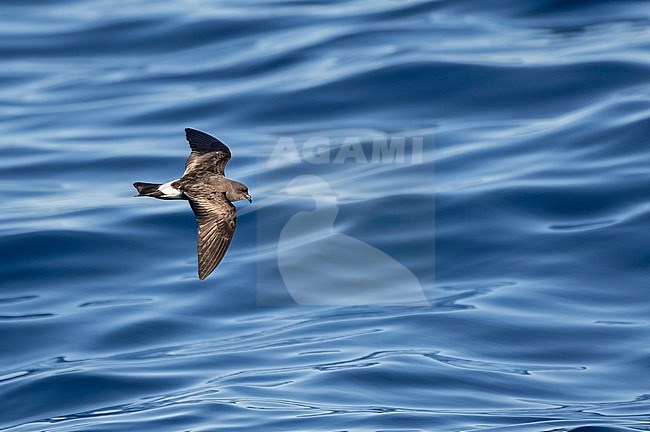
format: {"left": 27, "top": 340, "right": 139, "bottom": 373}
{"left": 245, "top": 194, "right": 252, "bottom": 203}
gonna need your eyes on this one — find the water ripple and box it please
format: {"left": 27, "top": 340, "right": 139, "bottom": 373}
{"left": 2, "top": 0, "right": 650, "bottom": 430}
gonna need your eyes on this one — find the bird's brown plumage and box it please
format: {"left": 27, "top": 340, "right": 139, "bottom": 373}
{"left": 135, "top": 128, "right": 249, "bottom": 280}
{"left": 186, "top": 192, "right": 236, "bottom": 280}
{"left": 183, "top": 128, "right": 231, "bottom": 176}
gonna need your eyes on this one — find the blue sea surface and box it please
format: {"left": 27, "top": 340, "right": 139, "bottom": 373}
{"left": 1, "top": 1, "right": 650, "bottom": 431}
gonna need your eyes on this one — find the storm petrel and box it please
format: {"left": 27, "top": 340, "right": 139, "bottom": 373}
{"left": 134, "top": 128, "right": 252, "bottom": 280}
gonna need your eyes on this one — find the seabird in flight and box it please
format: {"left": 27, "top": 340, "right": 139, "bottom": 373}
{"left": 134, "top": 128, "right": 251, "bottom": 280}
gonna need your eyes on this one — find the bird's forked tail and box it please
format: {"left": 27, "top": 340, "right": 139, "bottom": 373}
{"left": 133, "top": 182, "right": 163, "bottom": 197}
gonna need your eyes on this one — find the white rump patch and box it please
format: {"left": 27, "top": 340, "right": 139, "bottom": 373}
{"left": 159, "top": 180, "right": 183, "bottom": 198}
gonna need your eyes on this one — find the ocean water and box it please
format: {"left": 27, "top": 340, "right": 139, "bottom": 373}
{"left": 1, "top": 0, "right": 650, "bottom": 431}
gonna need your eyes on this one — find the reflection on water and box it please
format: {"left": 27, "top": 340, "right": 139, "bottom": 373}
{"left": 1, "top": 0, "right": 650, "bottom": 430}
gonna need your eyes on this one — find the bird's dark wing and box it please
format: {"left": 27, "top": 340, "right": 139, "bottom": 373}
{"left": 183, "top": 128, "right": 232, "bottom": 176}
{"left": 187, "top": 192, "right": 237, "bottom": 280}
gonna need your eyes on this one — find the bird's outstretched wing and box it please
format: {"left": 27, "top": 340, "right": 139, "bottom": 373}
{"left": 183, "top": 128, "right": 232, "bottom": 176}
{"left": 186, "top": 192, "right": 236, "bottom": 280}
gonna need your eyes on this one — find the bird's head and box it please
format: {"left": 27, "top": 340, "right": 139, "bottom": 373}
{"left": 227, "top": 180, "right": 252, "bottom": 203}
